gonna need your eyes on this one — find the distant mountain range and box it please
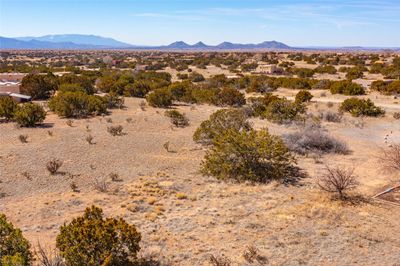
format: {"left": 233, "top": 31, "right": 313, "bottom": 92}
{"left": 0, "top": 34, "right": 398, "bottom": 51}
{"left": 15, "top": 34, "right": 133, "bottom": 48}
{"left": 0, "top": 34, "right": 291, "bottom": 50}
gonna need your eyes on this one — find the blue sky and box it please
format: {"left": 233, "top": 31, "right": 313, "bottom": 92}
{"left": 0, "top": 0, "right": 399, "bottom": 47}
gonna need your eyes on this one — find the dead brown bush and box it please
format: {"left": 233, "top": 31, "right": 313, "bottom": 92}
{"left": 18, "top": 134, "right": 28, "bottom": 143}
{"left": 34, "top": 242, "right": 64, "bottom": 266}
{"left": 379, "top": 144, "right": 400, "bottom": 174}
{"left": 209, "top": 254, "right": 231, "bottom": 266}
{"left": 242, "top": 245, "right": 268, "bottom": 265}
{"left": 93, "top": 178, "right": 109, "bottom": 192}
{"left": 107, "top": 125, "right": 124, "bottom": 136}
{"left": 46, "top": 158, "right": 63, "bottom": 175}
{"left": 318, "top": 165, "right": 359, "bottom": 200}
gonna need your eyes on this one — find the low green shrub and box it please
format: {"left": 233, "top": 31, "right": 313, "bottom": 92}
{"left": 314, "top": 65, "right": 337, "bottom": 74}
{"left": 201, "top": 128, "right": 299, "bottom": 183}
{"left": 339, "top": 98, "right": 385, "bottom": 117}
{"left": 295, "top": 90, "right": 313, "bottom": 103}
{"left": 14, "top": 103, "right": 46, "bottom": 127}
{"left": 213, "top": 87, "right": 246, "bottom": 107}
{"left": 193, "top": 109, "right": 251, "bottom": 145}
{"left": 0, "top": 97, "right": 17, "bottom": 121}
{"left": 146, "top": 88, "right": 173, "bottom": 108}
{"left": 49, "top": 92, "right": 107, "bottom": 118}
{"left": 20, "top": 73, "right": 58, "bottom": 100}
{"left": 330, "top": 80, "right": 365, "bottom": 95}
{"left": 56, "top": 206, "right": 141, "bottom": 266}
{"left": 165, "top": 110, "right": 189, "bottom": 127}
{"left": 0, "top": 214, "right": 32, "bottom": 266}
{"left": 345, "top": 67, "right": 364, "bottom": 80}
{"left": 189, "top": 72, "right": 205, "bottom": 82}
{"left": 264, "top": 99, "right": 306, "bottom": 124}
{"left": 190, "top": 87, "right": 218, "bottom": 104}
{"left": 371, "top": 80, "right": 400, "bottom": 95}
{"left": 312, "top": 79, "right": 332, "bottom": 90}
{"left": 124, "top": 81, "right": 151, "bottom": 98}
{"left": 103, "top": 92, "right": 124, "bottom": 109}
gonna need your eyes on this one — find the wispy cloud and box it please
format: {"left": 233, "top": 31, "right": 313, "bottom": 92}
{"left": 134, "top": 1, "right": 400, "bottom": 28}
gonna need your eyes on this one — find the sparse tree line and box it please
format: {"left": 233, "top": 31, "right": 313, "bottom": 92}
{"left": 0, "top": 67, "right": 388, "bottom": 127}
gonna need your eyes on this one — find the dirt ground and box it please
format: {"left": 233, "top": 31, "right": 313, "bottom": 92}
{"left": 1, "top": 94, "right": 400, "bottom": 265}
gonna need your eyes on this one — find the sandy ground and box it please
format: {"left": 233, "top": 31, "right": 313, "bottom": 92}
{"left": 1, "top": 96, "right": 400, "bottom": 265}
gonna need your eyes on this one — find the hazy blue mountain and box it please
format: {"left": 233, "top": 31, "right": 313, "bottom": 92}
{"left": 166, "top": 41, "right": 192, "bottom": 49}
{"left": 16, "top": 34, "right": 132, "bottom": 48}
{"left": 191, "top": 41, "right": 209, "bottom": 49}
{"left": 0, "top": 36, "right": 115, "bottom": 49}
{"left": 256, "top": 41, "right": 290, "bottom": 49}
{"left": 163, "top": 40, "right": 290, "bottom": 50}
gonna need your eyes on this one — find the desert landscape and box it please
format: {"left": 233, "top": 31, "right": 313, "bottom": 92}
{"left": 0, "top": 49, "right": 400, "bottom": 265}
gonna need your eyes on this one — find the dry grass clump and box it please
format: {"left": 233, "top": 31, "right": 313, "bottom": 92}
{"left": 34, "top": 242, "right": 64, "bottom": 266}
{"left": 21, "top": 171, "right": 32, "bottom": 180}
{"left": 107, "top": 125, "right": 124, "bottom": 136}
{"left": 242, "top": 245, "right": 268, "bottom": 264}
{"left": 85, "top": 134, "right": 94, "bottom": 144}
{"left": 319, "top": 111, "right": 342, "bottom": 123}
{"left": 46, "top": 159, "right": 63, "bottom": 175}
{"left": 70, "top": 182, "right": 79, "bottom": 193}
{"left": 176, "top": 192, "right": 187, "bottom": 200}
{"left": 109, "top": 172, "right": 122, "bottom": 182}
{"left": 93, "top": 178, "right": 109, "bottom": 192}
{"left": 163, "top": 141, "right": 171, "bottom": 152}
{"left": 164, "top": 110, "right": 189, "bottom": 128}
{"left": 285, "top": 125, "right": 349, "bottom": 155}
{"left": 139, "top": 100, "right": 147, "bottom": 111}
{"left": 18, "top": 134, "right": 28, "bottom": 143}
{"left": 318, "top": 165, "right": 359, "bottom": 200}
{"left": 393, "top": 112, "right": 400, "bottom": 120}
{"left": 209, "top": 254, "right": 231, "bottom": 266}
{"left": 65, "top": 120, "right": 73, "bottom": 127}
